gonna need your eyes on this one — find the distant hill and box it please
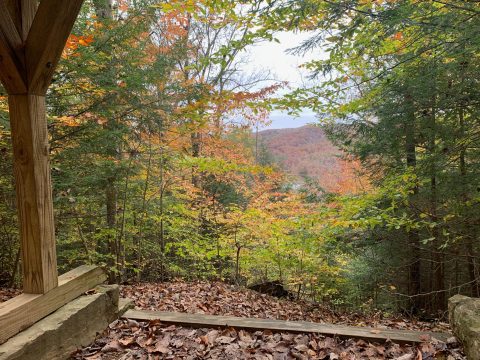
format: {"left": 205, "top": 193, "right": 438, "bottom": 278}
{"left": 257, "top": 125, "right": 348, "bottom": 192}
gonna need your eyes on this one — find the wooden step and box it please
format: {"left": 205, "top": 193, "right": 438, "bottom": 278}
{"left": 122, "top": 309, "right": 450, "bottom": 344}
{"left": 118, "top": 298, "right": 134, "bottom": 316}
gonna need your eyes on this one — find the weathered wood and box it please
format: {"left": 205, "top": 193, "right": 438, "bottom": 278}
{"left": 0, "top": 265, "right": 107, "bottom": 344}
{"left": 123, "top": 310, "right": 450, "bottom": 344}
{"left": 20, "top": 0, "right": 38, "bottom": 41}
{"left": 3, "top": 0, "right": 21, "bottom": 37}
{"left": 1, "top": 0, "right": 37, "bottom": 46}
{"left": 0, "top": 1, "right": 26, "bottom": 94}
{"left": 8, "top": 94, "right": 57, "bottom": 294}
{"left": 0, "top": 0, "right": 85, "bottom": 297}
{"left": 0, "top": 31, "right": 25, "bottom": 94}
{"left": 0, "top": 2, "right": 22, "bottom": 52}
{"left": 25, "top": 0, "right": 84, "bottom": 94}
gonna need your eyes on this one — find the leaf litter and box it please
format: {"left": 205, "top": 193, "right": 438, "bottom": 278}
{"left": 69, "top": 281, "right": 465, "bottom": 359}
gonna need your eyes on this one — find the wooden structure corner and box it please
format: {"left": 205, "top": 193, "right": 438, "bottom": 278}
{"left": 0, "top": 0, "right": 84, "bottom": 294}
{"left": 0, "top": 265, "right": 107, "bottom": 344}
{"left": 0, "top": 0, "right": 107, "bottom": 346}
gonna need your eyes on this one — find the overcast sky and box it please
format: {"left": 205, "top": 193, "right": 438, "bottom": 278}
{"left": 244, "top": 31, "right": 320, "bottom": 130}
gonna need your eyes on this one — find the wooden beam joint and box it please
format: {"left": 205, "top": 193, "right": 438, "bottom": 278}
{"left": 0, "top": 0, "right": 84, "bottom": 95}
{"left": 0, "top": 0, "right": 84, "bottom": 294}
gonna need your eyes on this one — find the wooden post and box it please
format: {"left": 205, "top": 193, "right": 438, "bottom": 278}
{"left": 8, "top": 94, "right": 57, "bottom": 293}
{"left": 0, "top": 0, "right": 84, "bottom": 294}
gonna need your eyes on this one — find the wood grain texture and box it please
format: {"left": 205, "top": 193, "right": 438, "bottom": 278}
{"left": 0, "top": 265, "right": 107, "bottom": 344}
{"left": 123, "top": 310, "right": 450, "bottom": 344}
{"left": 20, "top": 0, "right": 38, "bottom": 41}
{"left": 3, "top": 0, "right": 21, "bottom": 36}
{"left": 3, "top": 0, "right": 38, "bottom": 40}
{"left": 0, "top": 1, "right": 84, "bottom": 297}
{"left": 0, "top": 1, "right": 23, "bottom": 51}
{"left": 8, "top": 94, "right": 57, "bottom": 293}
{"left": 25, "top": 0, "right": 84, "bottom": 94}
{"left": 0, "top": 31, "right": 26, "bottom": 94}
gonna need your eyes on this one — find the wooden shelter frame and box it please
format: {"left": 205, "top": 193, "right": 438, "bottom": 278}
{"left": 0, "top": 0, "right": 107, "bottom": 344}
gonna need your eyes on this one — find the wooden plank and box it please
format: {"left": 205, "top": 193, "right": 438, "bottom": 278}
{"left": 25, "top": 0, "right": 84, "bottom": 94}
{"left": 8, "top": 94, "right": 57, "bottom": 293}
{"left": 0, "top": 265, "right": 107, "bottom": 344}
{"left": 123, "top": 310, "right": 450, "bottom": 344}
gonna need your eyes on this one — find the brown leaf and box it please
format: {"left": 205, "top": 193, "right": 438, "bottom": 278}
{"left": 419, "top": 334, "right": 431, "bottom": 342}
{"left": 126, "top": 319, "right": 140, "bottom": 329}
{"left": 274, "top": 341, "right": 290, "bottom": 353}
{"left": 149, "top": 334, "right": 171, "bottom": 354}
{"left": 238, "top": 329, "right": 253, "bottom": 343}
{"left": 118, "top": 337, "right": 136, "bottom": 347}
{"left": 295, "top": 344, "right": 309, "bottom": 352}
{"left": 396, "top": 354, "right": 414, "bottom": 360}
{"left": 199, "top": 335, "right": 209, "bottom": 345}
{"left": 215, "top": 336, "right": 236, "bottom": 344}
{"left": 101, "top": 340, "right": 122, "bottom": 353}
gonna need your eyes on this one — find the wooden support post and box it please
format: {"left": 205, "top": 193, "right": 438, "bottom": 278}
{"left": 8, "top": 94, "right": 57, "bottom": 294}
{"left": 0, "top": 0, "right": 84, "bottom": 294}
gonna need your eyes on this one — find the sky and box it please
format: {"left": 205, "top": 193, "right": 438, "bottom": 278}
{"left": 244, "top": 31, "right": 320, "bottom": 130}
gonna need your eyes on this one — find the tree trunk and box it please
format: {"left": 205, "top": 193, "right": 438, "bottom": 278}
{"left": 404, "top": 93, "right": 422, "bottom": 313}
{"left": 94, "top": 0, "right": 118, "bottom": 283}
{"left": 235, "top": 245, "right": 241, "bottom": 284}
{"left": 458, "top": 107, "right": 478, "bottom": 297}
{"left": 106, "top": 179, "right": 117, "bottom": 282}
{"left": 428, "top": 95, "right": 445, "bottom": 312}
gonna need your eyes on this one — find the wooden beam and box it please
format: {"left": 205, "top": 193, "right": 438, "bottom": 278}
{"left": 0, "top": 31, "right": 26, "bottom": 94}
{"left": 20, "top": 0, "right": 38, "bottom": 41}
{"left": 123, "top": 310, "right": 450, "bottom": 344}
{"left": 1, "top": 0, "right": 38, "bottom": 41}
{"left": 3, "top": 0, "right": 21, "bottom": 37}
{"left": 0, "top": 1, "right": 23, "bottom": 51}
{"left": 8, "top": 94, "right": 57, "bottom": 293}
{"left": 0, "top": 0, "right": 84, "bottom": 295}
{"left": 25, "top": 0, "right": 84, "bottom": 94}
{"left": 0, "top": 265, "right": 107, "bottom": 344}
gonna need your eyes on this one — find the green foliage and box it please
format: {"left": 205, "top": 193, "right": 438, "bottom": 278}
{"left": 1, "top": 0, "right": 479, "bottom": 319}
{"left": 258, "top": 0, "right": 480, "bottom": 314}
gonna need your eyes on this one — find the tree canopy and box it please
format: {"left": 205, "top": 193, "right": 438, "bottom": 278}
{"left": 1, "top": 0, "right": 479, "bottom": 316}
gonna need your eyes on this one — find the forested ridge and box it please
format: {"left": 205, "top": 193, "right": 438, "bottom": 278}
{"left": 0, "top": 0, "right": 479, "bottom": 320}
{"left": 258, "top": 125, "right": 367, "bottom": 193}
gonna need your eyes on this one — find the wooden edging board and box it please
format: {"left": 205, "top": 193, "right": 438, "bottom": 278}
{"left": 122, "top": 309, "right": 450, "bottom": 344}
{"left": 0, "top": 265, "right": 106, "bottom": 344}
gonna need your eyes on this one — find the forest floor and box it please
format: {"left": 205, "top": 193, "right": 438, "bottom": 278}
{"left": 0, "top": 282, "right": 466, "bottom": 359}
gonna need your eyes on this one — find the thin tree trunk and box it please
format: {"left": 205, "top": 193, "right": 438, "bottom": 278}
{"left": 235, "top": 246, "right": 241, "bottom": 284}
{"left": 404, "top": 93, "right": 422, "bottom": 313}
{"left": 159, "top": 135, "right": 166, "bottom": 280}
{"left": 8, "top": 247, "right": 21, "bottom": 288}
{"left": 106, "top": 180, "right": 117, "bottom": 282}
{"left": 136, "top": 140, "right": 153, "bottom": 281}
{"left": 95, "top": 0, "right": 117, "bottom": 283}
{"left": 429, "top": 96, "right": 445, "bottom": 312}
{"left": 458, "top": 106, "right": 478, "bottom": 297}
